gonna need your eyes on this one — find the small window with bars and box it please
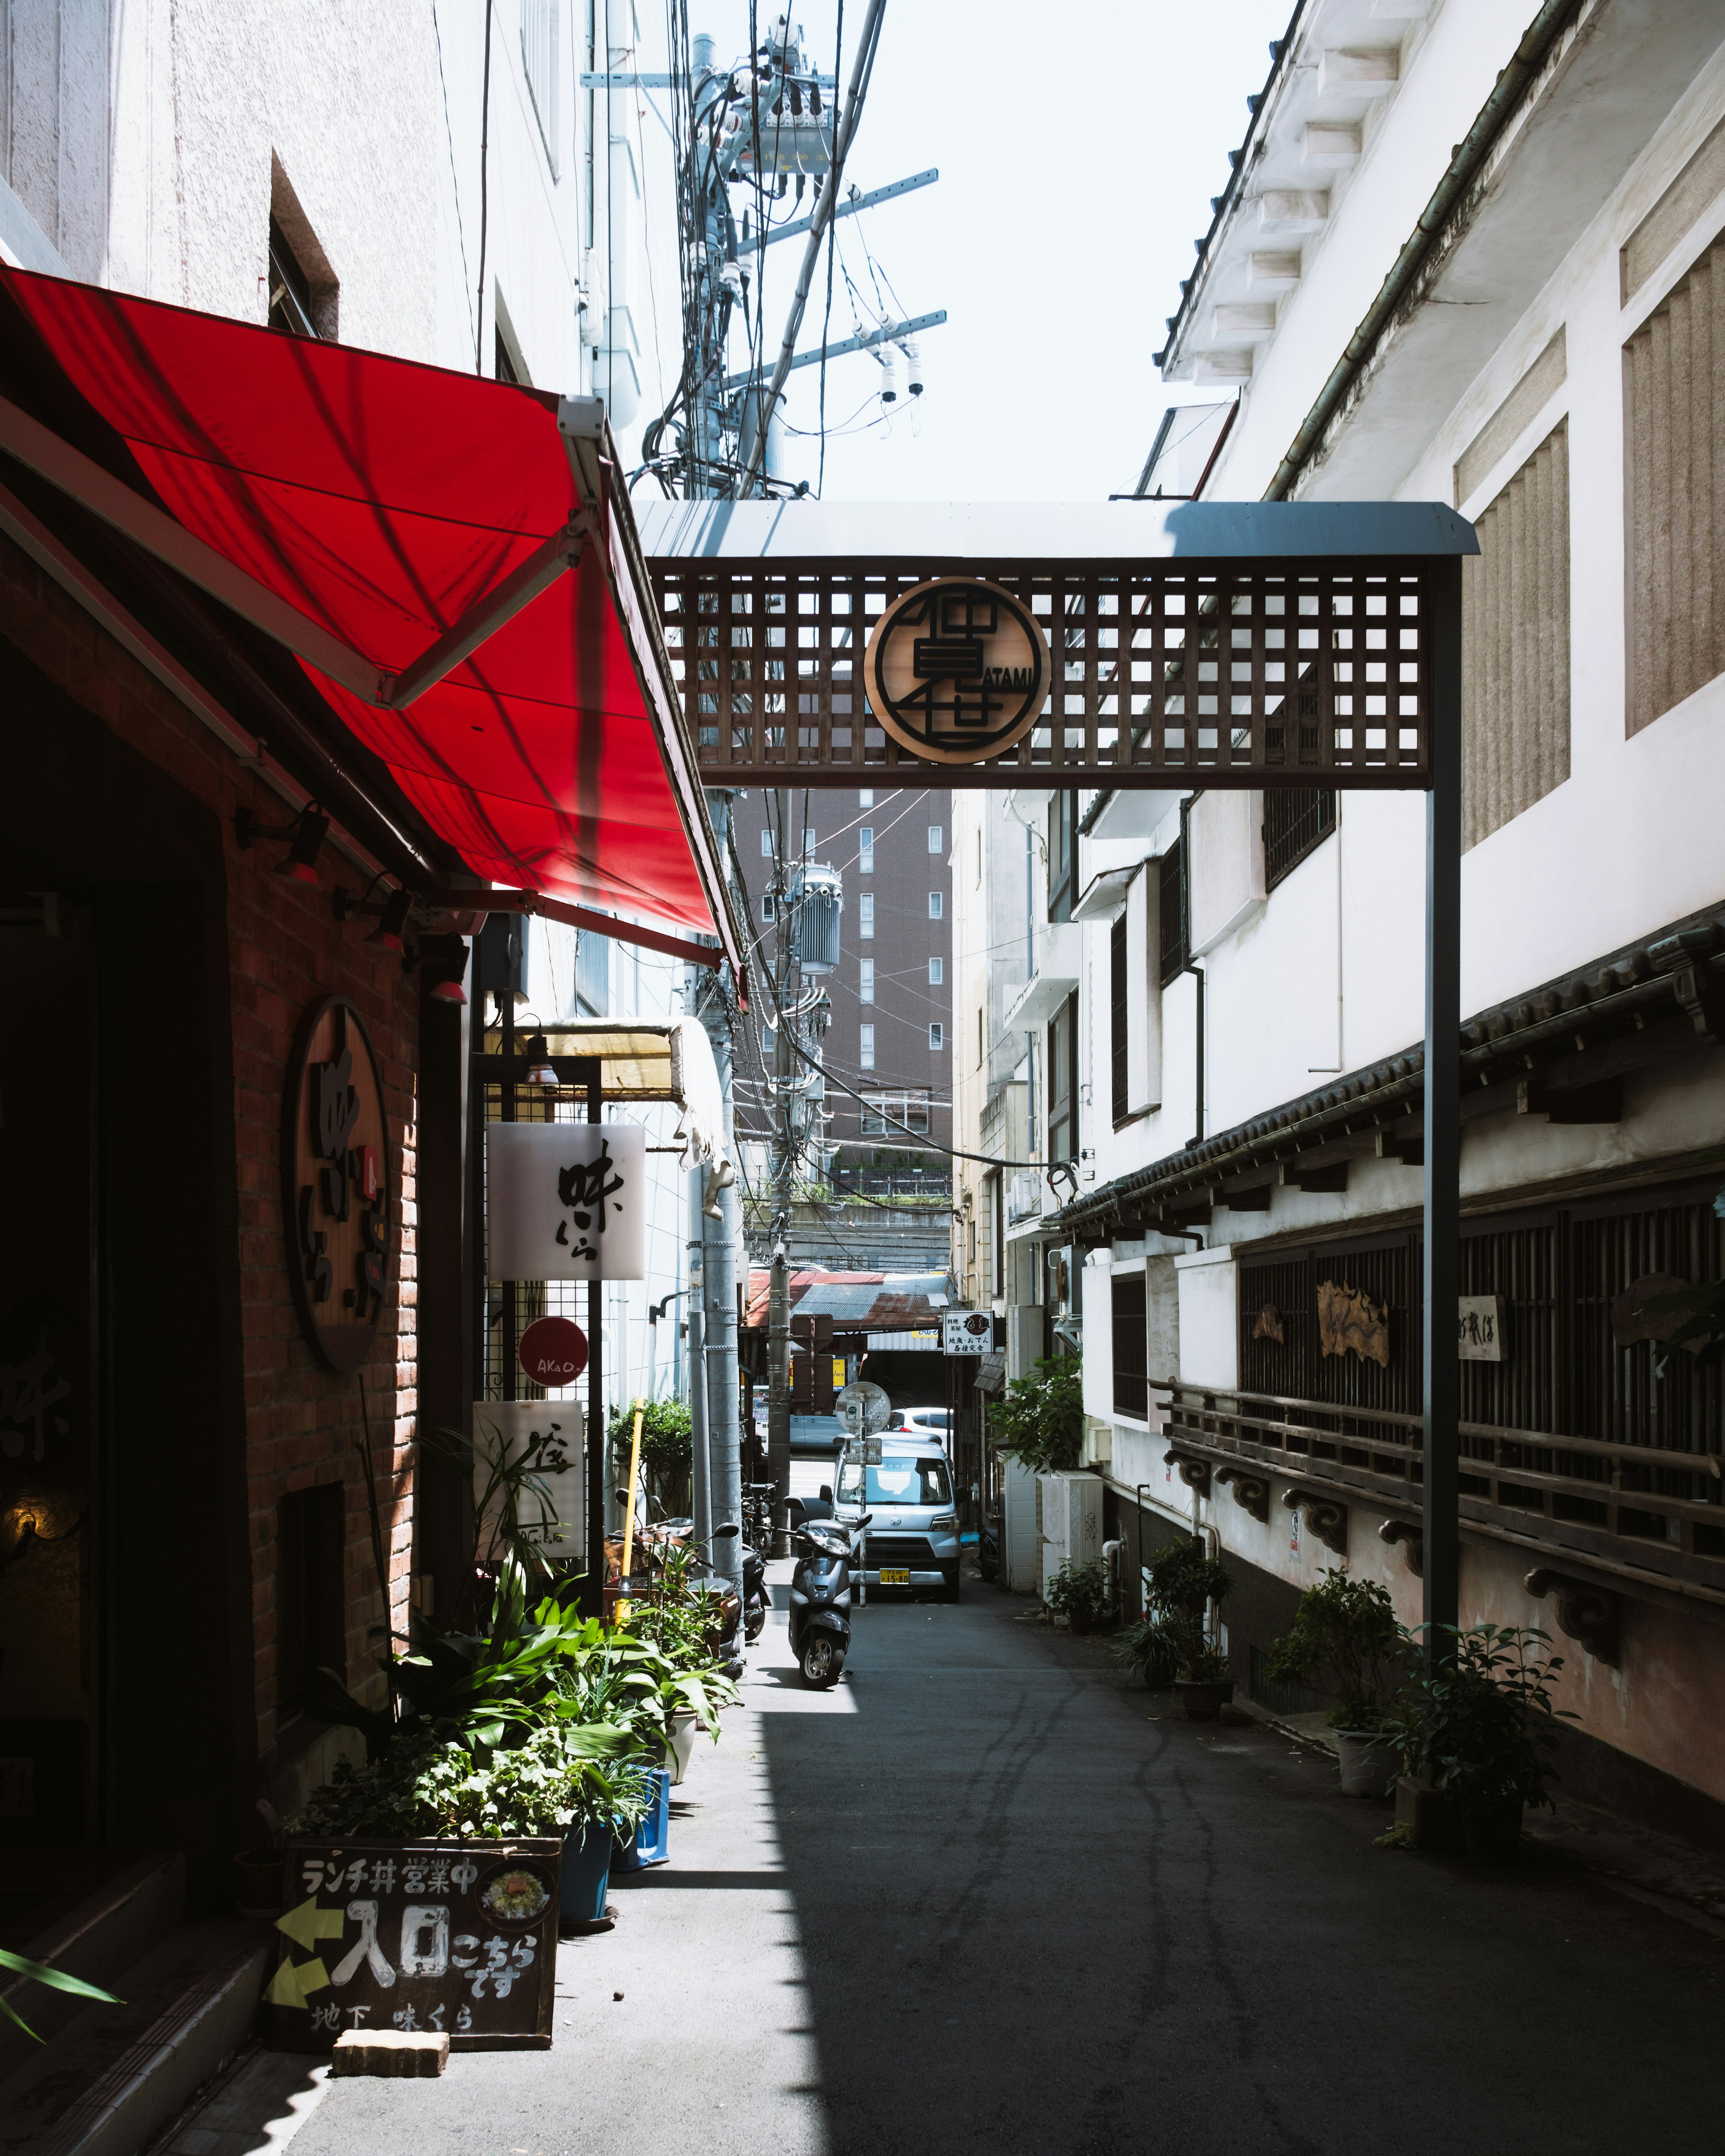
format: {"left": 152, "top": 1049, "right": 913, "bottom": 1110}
{"left": 267, "top": 216, "right": 320, "bottom": 338}
{"left": 1264, "top": 788, "right": 1337, "bottom": 891}
{"left": 1158, "top": 839, "right": 1188, "bottom": 988}
{"left": 1110, "top": 912, "right": 1129, "bottom": 1125}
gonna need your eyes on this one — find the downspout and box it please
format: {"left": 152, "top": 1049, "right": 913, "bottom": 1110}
{"left": 1265, "top": 0, "right": 1587, "bottom": 501}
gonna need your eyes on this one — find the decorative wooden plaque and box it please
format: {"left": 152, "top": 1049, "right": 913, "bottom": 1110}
{"left": 283, "top": 996, "right": 392, "bottom": 1372}
{"left": 1317, "top": 1279, "right": 1389, "bottom": 1369}
{"left": 862, "top": 576, "right": 1051, "bottom": 764}
{"left": 270, "top": 1838, "right": 559, "bottom": 2051}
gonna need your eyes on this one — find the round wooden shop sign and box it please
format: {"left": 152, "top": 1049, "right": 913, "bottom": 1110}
{"left": 862, "top": 575, "right": 1051, "bottom": 765}
{"left": 518, "top": 1315, "right": 589, "bottom": 1387}
{"left": 282, "top": 995, "right": 393, "bottom": 1373}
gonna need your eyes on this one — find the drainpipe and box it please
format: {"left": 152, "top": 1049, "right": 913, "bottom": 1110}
{"left": 1185, "top": 961, "right": 1204, "bottom": 1149}
{"left": 1265, "top": 0, "right": 1587, "bottom": 501}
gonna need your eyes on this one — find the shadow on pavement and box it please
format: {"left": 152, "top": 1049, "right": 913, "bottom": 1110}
{"left": 754, "top": 1577, "right": 1723, "bottom": 2156}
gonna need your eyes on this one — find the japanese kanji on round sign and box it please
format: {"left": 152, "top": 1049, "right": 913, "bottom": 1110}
{"left": 282, "top": 995, "right": 392, "bottom": 1373}
{"left": 862, "top": 575, "right": 1051, "bottom": 765}
{"left": 484, "top": 1123, "right": 647, "bottom": 1281}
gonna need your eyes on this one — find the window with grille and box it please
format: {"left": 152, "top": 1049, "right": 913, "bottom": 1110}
{"left": 1463, "top": 424, "right": 1570, "bottom": 845}
{"left": 1047, "top": 993, "right": 1078, "bottom": 1164}
{"left": 1264, "top": 789, "right": 1337, "bottom": 890}
{"left": 862, "top": 1089, "right": 930, "bottom": 1135}
{"left": 1110, "top": 912, "right": 1129, "bottom": 1125}
{"left": 1626, "top": 233, "right": 1725, "bottom": 734}
{"left": 1158, "top": 839, "right": 1187, "bottom": 987}
{"left": 1112, "top": 1274, "right": 1148, "bottom": 1419}
{"left": 1048, "top": 792, "right": 1080, "bottom": 922}
{"left": 521, "top": 0, "right": 561, "bottom": 176}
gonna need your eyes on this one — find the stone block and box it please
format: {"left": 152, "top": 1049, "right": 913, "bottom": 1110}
{"left": 329, "top": 2029, "right": 450, "bottom": 2076}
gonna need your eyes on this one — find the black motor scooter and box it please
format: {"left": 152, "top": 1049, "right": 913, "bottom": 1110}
{"left": 787, "top": 1511, "right": 870, "bottom": 1688}
{"left": 742, "top": 1536, "right": 768, "bottom": 1643}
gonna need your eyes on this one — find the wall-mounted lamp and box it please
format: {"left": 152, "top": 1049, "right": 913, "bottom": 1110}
{"left": 366, "top": 889, "right": 414, "bottom": 954}
{"left": 417, "top": 931, "right": 470, "bottom": 1006}
{"left": 235, "top": 803, "right": 328, "bottom": 883}
{"left": 522, "top": 1032, "right": 558, "bottom": 1085}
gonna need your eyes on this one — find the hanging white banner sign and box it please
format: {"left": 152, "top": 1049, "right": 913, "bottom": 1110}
{"left": 485, "top": 1122, "right": 647, "bottom": 1281}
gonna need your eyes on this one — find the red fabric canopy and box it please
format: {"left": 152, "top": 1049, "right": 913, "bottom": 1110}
{"left": 4, "top": 270, "right": 713, "bottom": 932}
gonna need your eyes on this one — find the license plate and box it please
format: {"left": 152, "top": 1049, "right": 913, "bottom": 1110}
{"left": 879, "top": 1567, "right": 911, "bottom": 1586}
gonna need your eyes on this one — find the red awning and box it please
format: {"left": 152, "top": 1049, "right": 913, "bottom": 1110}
{"left": 0, "top": 270, "right": 730, "bottom": 951}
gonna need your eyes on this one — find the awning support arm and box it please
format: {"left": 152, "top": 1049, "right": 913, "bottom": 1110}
{"left": 447, "top": 884, "right": 724, "bottom": 968}
{"left": 0, "top": 392, "right": 383, "bottom": 703}
{"left": 380, "top": 513, "right": 597, "bottom": 709}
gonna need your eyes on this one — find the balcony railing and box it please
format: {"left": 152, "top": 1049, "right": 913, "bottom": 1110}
{"left": 1154, "top": 1378, "right": 1725, "bottom": 1607}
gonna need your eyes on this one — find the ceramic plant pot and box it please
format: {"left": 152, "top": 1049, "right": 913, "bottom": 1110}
{"left": 560, "top": 1823, "right": 615, "bottom": 1930}
{"left": 1174, "top": 1678, "right": 1235, "bottom": 1723}
{"left": 665, "top": 1711, "right": 699, "bottom": 1786}
{"left": 1335, "top": 1731, "right": 1400, "bottom": 1798}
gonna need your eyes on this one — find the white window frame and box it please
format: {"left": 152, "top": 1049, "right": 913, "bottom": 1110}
{"left": 928, "top": 892, "right": 943, "bottom": 920}
{"left": 928, "top": 824, "right": 944, "bottom": 854}
{"left": 929, "top": 1022, "right": 945, "bottom": 1051}
{"left": 928, "top": 955, "right": 943, "bottom": 985}
{"left": 859, "top": 893, "right": 875, "bottom": 939}
{"left": 859, "top": 958, "right": 876, "bottom": 1003}
{"left": 859, "top": 1023, "right": 876, "bottom": 1070}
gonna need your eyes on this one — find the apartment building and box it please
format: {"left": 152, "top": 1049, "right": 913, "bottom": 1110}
{"left": 978, "top": 0, "right": 1725, "bottom": 1836}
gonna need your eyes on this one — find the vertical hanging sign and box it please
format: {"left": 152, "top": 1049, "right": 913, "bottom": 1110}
{"left": 283, "top": 996, "right": 393, "bottom": 1372}
{"left": 484, "top": 1124, "right": 648, "bottom": 1281}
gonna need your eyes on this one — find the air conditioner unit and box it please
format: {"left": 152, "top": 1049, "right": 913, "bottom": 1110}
{"left": 1039, "top": 1470, "right": 1103, "bottom": 1599}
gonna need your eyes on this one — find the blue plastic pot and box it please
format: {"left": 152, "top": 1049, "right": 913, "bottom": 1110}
{"left": 560, "top": 1822, "right": 614, "bottom": 1923}
{"left": 612, "top": 1769, "right": 672, "bottom": 1872}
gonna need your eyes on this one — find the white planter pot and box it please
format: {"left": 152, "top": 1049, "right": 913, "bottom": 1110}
{"left": 1336, "top": 1729, "right": 1399, "bottom": 1798}
{"left": 666, "top": 1712, "right": 699, "bottom": 1786}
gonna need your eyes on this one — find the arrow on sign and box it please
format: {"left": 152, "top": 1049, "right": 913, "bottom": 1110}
{"left": 275, "top": 1896, "right": 348, "bottom": 1951}
{"left": 265, "top": 1954, "right": 332, "bottom": 2007}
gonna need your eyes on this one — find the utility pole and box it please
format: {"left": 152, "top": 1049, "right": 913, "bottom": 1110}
{"left": 767, "top": 787, "right": 796, "bottom": 1557}
{"left": 694, "top": 789, "right": 743, "bottom": 1597}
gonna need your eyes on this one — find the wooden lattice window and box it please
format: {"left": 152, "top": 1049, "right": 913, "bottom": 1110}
{"left": 1264, "top": 787, "right": 1336, "bottom": 890}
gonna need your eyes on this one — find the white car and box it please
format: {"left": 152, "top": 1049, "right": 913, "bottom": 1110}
{"left": 889, "top": 1406, "right": 951, "bottom": 1443}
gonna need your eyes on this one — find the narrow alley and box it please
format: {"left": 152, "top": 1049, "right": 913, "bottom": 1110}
{"left": 270, "top": 1573, "right": 1720, "bottom": 2156}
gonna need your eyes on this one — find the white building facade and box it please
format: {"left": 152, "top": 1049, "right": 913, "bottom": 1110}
{"left": 970, "top": 0, "right": 1725, "bottom": 1830}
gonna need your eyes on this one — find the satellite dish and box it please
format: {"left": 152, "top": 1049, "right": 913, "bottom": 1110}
{"left": 835, "top": 1380, "right": 891, "bottom": 1436}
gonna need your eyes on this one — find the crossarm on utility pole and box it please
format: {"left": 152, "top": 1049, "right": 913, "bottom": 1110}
{"left": 739, "top": 0, "right": 889, "bottom": 495}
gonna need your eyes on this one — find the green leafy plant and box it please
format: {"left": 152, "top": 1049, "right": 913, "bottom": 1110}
{"left": 0, "top": 1949, "right": 122, "bottom": 2042}
{"left": 1110, "top": 1617, "right": 1180, "bottom": 1689}
{"left": 291, "top": 1724, "right": 653, "bottom": 1842}
{"left": 422, "top": 1414, "right": 579, "bottom": 1583}
{"left": 1380, "top": 1624, "right": 1575, "bottom": 1816}
{"left": 610, "top": 1399, "right": 694, "bottom": 1516}
{"left": 987, "top": 1356, "right": 1084, "bottom": 1475}
{"left": 1044, "top": 1556, "right": 1113, "bottom": 1627}
{"left": 1136, "top": 1536, "right": 1234, "bottom": 1683}
{"left": 1265, "top": 1568, "right": 1411, "bottom": 1730}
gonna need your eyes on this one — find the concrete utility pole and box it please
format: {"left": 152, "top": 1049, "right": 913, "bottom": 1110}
{"left": 767, "top": 787, "right": 795, "bottom": 1557}
{"left": 693, "top": 789, "right": 743, "bottom": 1595}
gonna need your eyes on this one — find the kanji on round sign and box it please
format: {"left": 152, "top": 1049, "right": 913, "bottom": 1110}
{"left": 518, "top": 1316, "right": 588, "bottom": 1387}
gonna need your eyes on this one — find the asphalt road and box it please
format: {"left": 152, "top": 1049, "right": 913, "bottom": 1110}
{"left": 284, "top": 1569, "right": 1723, "bottom": 2156}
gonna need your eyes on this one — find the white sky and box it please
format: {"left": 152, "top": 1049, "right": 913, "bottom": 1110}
{"left": 617, "top": 0, "right": 1290, "bottom": 504}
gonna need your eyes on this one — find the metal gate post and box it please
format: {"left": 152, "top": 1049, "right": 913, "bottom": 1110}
{"left": 1422, "top": 556, "right": 1463, "bottom": 1649}
{"left": 584, "top": 1062, "right": 606, "bottom": 1621}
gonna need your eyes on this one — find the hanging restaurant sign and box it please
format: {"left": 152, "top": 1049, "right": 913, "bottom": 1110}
{"left": 485, "top": 1123, "right": 647, "bottom": 1281}
{"left": 283, "top": 996, "right": 392, "bottom": 1373}
{"left": 270, "top": 1839, "right": 559, "bottom": 2051}
{"left": 862, "top": 576, "right": 1051, "bottom": 765}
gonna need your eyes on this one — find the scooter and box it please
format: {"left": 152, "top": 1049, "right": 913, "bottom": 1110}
{"left": 787, "top": 1511, "right": 870, "bottom": 1688}
{"left": 742, "top": 1536, "right": 768, "bottom": 1643}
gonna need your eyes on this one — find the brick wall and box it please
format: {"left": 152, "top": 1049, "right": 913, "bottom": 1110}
{"left": 0, "top": 532, "right": 422, "bottom": 1793}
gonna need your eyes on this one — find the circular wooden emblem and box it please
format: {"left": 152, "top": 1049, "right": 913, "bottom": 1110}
{"left": 282, "top": 995, "right": 393, "bottom": 1372}
{"left": 862, "top": 576, "right": 1050, "bottom": 764}
{"left": 519, "top": 1315, "right": 589, "bottom": 1387}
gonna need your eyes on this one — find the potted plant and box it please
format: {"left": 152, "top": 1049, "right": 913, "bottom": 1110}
{"left": 1139, "top": 1537, "right": 1236, "bottom": 1720}
{"left": 609, "top": 1399, "right": 696, "bottom": 1520}
{"left": 1110, "top": 1617, "right": 1179, "bottom": 1691}
{"left": 1265, "top": 1569, "right": 1412, "bottom": 1796}
{"left": 1380, "top": 1624, "right": 1574, "bottom": 1860}
{"left": 1045, "top": 1556, "right": 1113, "bottom": 1634}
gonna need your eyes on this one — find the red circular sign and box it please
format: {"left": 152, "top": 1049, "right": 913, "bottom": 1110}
{"left": 518, "top": 1316, "right": 589, "bottom": 1387}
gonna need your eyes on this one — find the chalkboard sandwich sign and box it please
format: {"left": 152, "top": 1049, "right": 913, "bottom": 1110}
{"left": 269, "top": 1839, "right": 560, "bottom": 2051}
